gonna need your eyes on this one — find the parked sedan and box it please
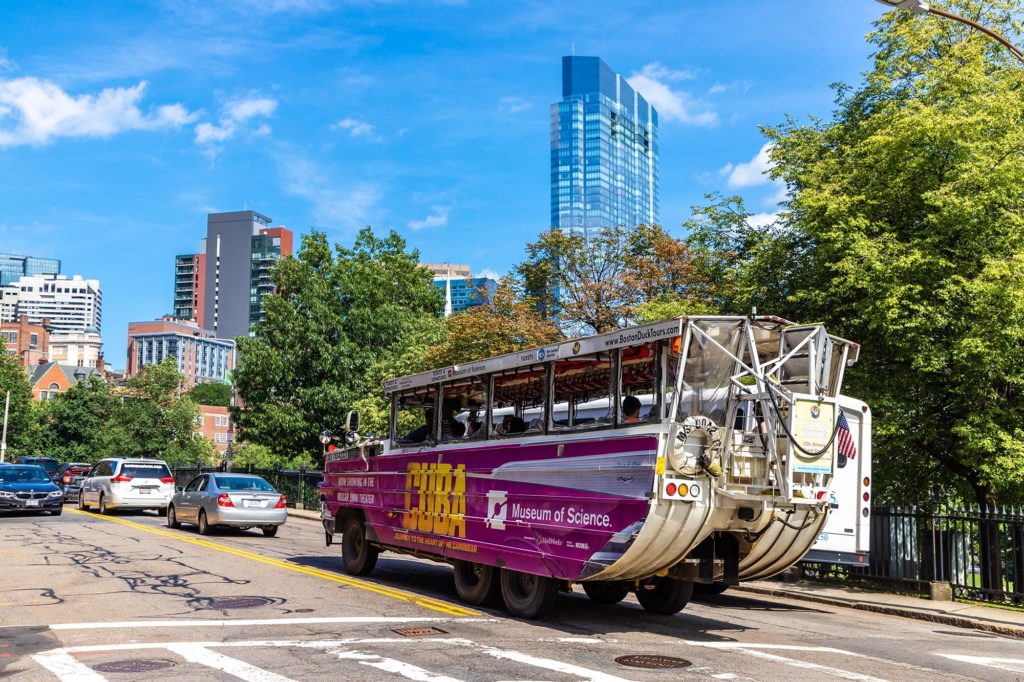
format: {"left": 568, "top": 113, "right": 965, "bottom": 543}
{"left": 0, "top": 465, "right": 64, "bottom": 515}
{"left": 167, "top": 473, "right": 287, "bottom": 537}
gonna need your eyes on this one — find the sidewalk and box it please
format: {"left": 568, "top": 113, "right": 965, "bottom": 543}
{"left": 287, "top": 507, "right": 322, "bottom": 522}
{"left": 737, "top": 580, "right": 1024, "bottom": 639}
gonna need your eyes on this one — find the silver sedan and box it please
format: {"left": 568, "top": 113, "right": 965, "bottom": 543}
{"left": 167, "top": 473, "right": 287, "bottom": 537}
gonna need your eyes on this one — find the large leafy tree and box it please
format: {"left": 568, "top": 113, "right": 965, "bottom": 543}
{"left": 42, "top": 376, "right": 124, "bottom": 463}
{"left": 188, "top": 382, "right": 231, "bottom": 407}
{"left": 688, "top": 0, "right": 1024, "bottom": 506}
{"left": 0, "top": 356, "right": 39, "bottom": 459}
{"left": 234, "top": 228, "right": 443, "bottom": 459}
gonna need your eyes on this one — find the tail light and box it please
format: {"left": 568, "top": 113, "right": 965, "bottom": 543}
{"left": 275, "top": 495, "right": 287, "bottom": 509}
{"left": 111, "top": 474, "right": 133, "bottom": 483}
{"left": 217, "top": 493, "right": 234, "bottom": 507}
{"left": 159, "top": 476, "right": 175, "bottom": 484}
{"left": 665, "top": 483, "right": 677, "bottom": 496}
{"left": 63, "top": 475, "right": 71, "bottom": 484}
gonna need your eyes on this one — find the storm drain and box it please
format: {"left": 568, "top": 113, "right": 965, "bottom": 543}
{"left": 615, "top": 655, "right": 692, "bottom": 669}
{"left": 93, "top": 659, "right": 176, "bottom": 673}
{"left": 392, "top": 627, "right": 449, "bottom": 638}
{"left": 197, "top": 596, "right": 276, "bottom": 610}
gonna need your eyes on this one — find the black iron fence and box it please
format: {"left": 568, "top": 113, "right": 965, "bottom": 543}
{"left": 803, "top": 503, "right": 1024, "bottom": 605}
{"left": 170, "top": 466, "right": 324, "bottom": 511}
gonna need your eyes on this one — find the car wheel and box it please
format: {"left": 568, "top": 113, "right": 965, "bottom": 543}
{"left": 693, "top": 582, "right": 730, "bottom": 597}
{"left": 453, "top": 560, "right": 501, "bottom": 606}
{"left": 157, "top": 507, "right": 168, "bottom": 517}
{"left": 78, "top": 492, "right": 89, "bottom": 511}
{"left": 197, "top": 510, "right": 210, "bottom": 535}
{"left": 582, "top": 580, "right": 630, "bottom": 605}
{"left": 341, "top": 516, "right": 378, "bottom": 576}
{"left": 49, "top": 506, "right": 63, "bottom": 517}
{"left": 98, "top": 495, "right": 109, "bottom": 515}
{"left": 499, "top": 569, "right": 560, "bottom": 619}
{"left": 262, "top": 525, "right": 278, "bottom": 538}
{"left": 167, "top": 505, "right": 181, "bottom": 529}
{"left": 636, "top": 577, "right": 693, "bottom": 615}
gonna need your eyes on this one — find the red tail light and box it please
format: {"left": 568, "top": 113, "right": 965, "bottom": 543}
{"left": 275, "top": 495, "right": 286, "bottom": 509}
{"left": 111, "top": 474, "right": 133, "bottom": 483}
{"left": 159, "top": 476, "right": 175, "bottom": 484}
{"left": 217, "top": 493, "right": 234, "bottom": 507}
{"left": 63, "top": 475, "right": 71, "bottom": 484}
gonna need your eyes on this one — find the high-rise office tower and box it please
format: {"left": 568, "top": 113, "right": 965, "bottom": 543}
{"left": 551, "top": 56, "right": 659, "bottom": 238}
{"left": 173, "top": 245, "right": 206, "bottom": 324}
{"left": 0, "top": 274, "right": 102, "bottom": 335}
{"left": 0, "top": 253, "right": 61, "bottom": 287}
{"left": 200, "top": 210, "right": 293, "bottom": 340}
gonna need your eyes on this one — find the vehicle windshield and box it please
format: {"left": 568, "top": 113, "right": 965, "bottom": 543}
{"left": 214, "top": 476, "right": 275, "bottom": 492}
{"left": 121, "top": 463, "right": 172, "bottom": 479}
{"left": 22, "top": 459, "right": 59, "bottom": 474}
{"left": 0, "top": 467, "right": 52, "bottom": 483}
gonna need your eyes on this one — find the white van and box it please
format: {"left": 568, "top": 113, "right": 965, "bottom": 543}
{"left": 78, "top": 458, "right": 176, "bottom": 514}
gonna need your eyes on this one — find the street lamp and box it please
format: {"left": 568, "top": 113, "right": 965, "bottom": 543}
{"left": 874, "top": 0, "right": 1024, "bottom": 63}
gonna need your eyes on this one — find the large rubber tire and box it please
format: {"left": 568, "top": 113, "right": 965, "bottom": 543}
{"left": 78, "top": 493, "right": 88, "bottom": 511}
{"left": 49, "top": 506, "right": 63, "bottom": 517}
{"left": 167, "top": 505, "right": 181, "bottom": 529}
{"left": 499, "top": 569, "right": 559, "bottom": 619}
{"left": 98, "top": 495, "right": 109, "bottom": 515}
{"left": 262, "top": 525, "right": 279, "bottom": 538}
{"left": 693, "top": 582, "right": 730, "bottom": 596}
{"left": 636, "top": 577, "right": 693, "bottom": 615}
{"left": 453, "top": 560, "right": 501, "bottom": 606}
{"left": 341, "top": 516, "right": 378, "bottom": 576}
{"left": 582, "top": 580, "right": 630, "bottom": 605}
{"left": 197, "top": 510, "right": 210, "bottom": 535}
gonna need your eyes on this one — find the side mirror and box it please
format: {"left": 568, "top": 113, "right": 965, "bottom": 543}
{"left": 319, "top": 430, "right": 333, "bottom": 445}
{"left": 176, "top": 486, "right": 183, "bottom": 492}
{"left": 345, "top": 410, "right": 359, "bottom": 433}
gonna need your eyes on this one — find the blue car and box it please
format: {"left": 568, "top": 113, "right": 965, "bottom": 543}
{"left": 0, "top": 465, "right": 64, "bottom": 515}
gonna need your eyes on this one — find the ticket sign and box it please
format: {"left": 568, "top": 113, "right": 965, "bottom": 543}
{"left": 790, "top": 399, "right": 835, "bottom": 474}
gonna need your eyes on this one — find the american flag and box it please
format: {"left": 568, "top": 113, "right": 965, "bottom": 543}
{"left": 836, "top": 410, "right": 857, "bottom": 459}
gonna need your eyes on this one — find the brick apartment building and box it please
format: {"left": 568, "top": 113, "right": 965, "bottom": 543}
{"left": 1, "top": 315, "right": 51, "bottom": 370}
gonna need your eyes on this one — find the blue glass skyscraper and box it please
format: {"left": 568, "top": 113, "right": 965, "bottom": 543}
{"left": 551, "top": 56, "right": 659, "bottom": 238}
{"left": 0, "top": 253, "right": 61, "bottom": 287}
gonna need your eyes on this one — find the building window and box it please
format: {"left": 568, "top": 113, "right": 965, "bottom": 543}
{"left": 30, "top": 333, "right": 38, "bottom": 349}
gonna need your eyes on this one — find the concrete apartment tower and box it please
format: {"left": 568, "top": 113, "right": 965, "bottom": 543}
{"left": 201, "top": 210, "right": 293, "bottom": 340}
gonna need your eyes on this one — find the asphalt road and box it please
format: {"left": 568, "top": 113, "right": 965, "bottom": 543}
{"left": 2, "top": 509, "right": 1023, "bottom": 681}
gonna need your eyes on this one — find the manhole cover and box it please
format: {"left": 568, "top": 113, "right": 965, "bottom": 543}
{"left": 93, "top": 659, "right": 176, "bottom": 673}
{"left": 615, "top": 655, "right": 692, "bottom": 669}
{"left": 392, "top": 627, "right": 449, "bottom": 638}
{"left": 199, "top": 596, "right": 276, "bottom": 610}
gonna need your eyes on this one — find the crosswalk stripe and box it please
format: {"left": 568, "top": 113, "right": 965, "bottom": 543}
{"left": 332, "top": 650, "right": 464, "bottom": 682}
{"left": 710, "top": 648, "right": 888, "bottom": 682}
{"left": 165, "top": 644, "right": 296, "bottom": 682}
{"left": 938, "top": 654, "right": 1024, "bottom": 674}
{"left": 31, "top": 652, "right": 106, "bottom": 682}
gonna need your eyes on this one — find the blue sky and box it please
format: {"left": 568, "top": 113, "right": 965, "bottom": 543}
{"left": 0, "top": 0, "right": 884, "bottom": 368}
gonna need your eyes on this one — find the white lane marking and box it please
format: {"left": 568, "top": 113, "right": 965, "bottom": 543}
{"left": 938, "top": 654, "right": 1024, "bottom": 674}
{"left": 31, "top": 652, "right": 107, "bottom": 682}
{"left": 482, "top": 645, "right": 634, "bottom": 682}
{"left": 556, "top": 637, "right": 604, "bottom": 643}
{"left": 48, "top": 616, "right": 496, "bottom": 631}
{"left": 332, "top": 650, "right": 463, "bottom": 682}
{"left": 165, "top": 643, "right": 295, "bottom": 682}
{"left": 710, "top": 648, "right": 888, "bottom": 682}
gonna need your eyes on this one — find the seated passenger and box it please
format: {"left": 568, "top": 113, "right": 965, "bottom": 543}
{"left": 622, "top": 395, "right": 642, "bottom": 424}
{"left": 404, "top": 408, "right": 434, "bottom": 443}
{"left": 466, "top": 420, "right": 483, "bottom": 439}
{"left": 506, "top": 416, "right": 527, "bottom": 434}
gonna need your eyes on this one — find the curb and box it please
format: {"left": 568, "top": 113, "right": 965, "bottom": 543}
{"left": 735, "top": 584, "right": 1024, "bottom": 640}
{"left": 286, "top": 509, "right": 323, "bottom": 523}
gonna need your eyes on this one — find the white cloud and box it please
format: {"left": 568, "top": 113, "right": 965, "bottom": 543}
{"left": 408, "top": 207, "right": 448, "bottom": 231}
{"left": 194, "top": 94, "right": 277, "bottom": 147}
{"left": 279, "top": 152, "right": 383, "bottom": 230}
{"left": 476, "top": 267, "right": 501, "bottom": 281}
{"left": 0, "top": 48, "right": 13, "bottom": 72}
{"left": 0, "top": 77, "right": 196, "bottom": 147}
{"left": 627, "top": 62, "right": 716, "bottom": 126}
{"left": 333, "top": 117, "right": 381, "bottom": 141}
{"left": 721, "top": 143, "right": 775, "bottom": 188}
{"left": 498, "top": 96, "right": 532, "bottom": 114}
{"left": 747, "top": 212, "right": 780, "bottom": 229}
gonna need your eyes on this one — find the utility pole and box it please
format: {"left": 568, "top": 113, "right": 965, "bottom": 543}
{"left": 1, "top": 390, "right": 10, "bottom": 463}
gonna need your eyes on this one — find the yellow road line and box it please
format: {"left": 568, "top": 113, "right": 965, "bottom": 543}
{"left": 69, "top": 509, "right": 481, "bottom": 617}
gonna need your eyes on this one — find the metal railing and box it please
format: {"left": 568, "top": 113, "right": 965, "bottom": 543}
{"left": 170, "top": 466, "right": 324, "bottom": 511}
{"left": 802, "top": 502, "right": 1024, "bottom": 605}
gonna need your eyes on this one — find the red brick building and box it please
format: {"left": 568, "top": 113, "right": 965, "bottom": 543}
{"left": 126, "top": 316, "right": 235, "bottom": 388}
{"left": 196, "top": 404, "right": 233, "bottom": 457}
{"left": 1, "top": 315, "right": 51, "bottom": 370}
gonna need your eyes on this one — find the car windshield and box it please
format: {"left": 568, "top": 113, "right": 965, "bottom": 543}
{"left": 121, "top": 463, "right": 172, "bottom": 479}
{"left": 214, "top": 476, "right": 275, "bottom": 492}
{"left": 0, "top": 467, "right": 52, "bottom": 483}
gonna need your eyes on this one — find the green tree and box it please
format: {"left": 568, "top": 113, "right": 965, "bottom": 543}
{"left": 233, "top": 228, "right": 443, "bottom": 460}
{"left": 188, "top": 382, "right": 231, "bottom": 407}
{"left": 43, "top": 376, "right": 123, "bottom": 463}
{"left": 0, "top": 356, "right": 38, "bottom": 460}
{"left": 687, "top": 0, "right": 1024, "bottom": 506}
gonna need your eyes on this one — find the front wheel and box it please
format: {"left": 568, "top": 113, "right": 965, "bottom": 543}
{"left": 49, "top": 506, "right": 63, "bottom": 517}
{"left": 341, "top": 516, "right": 378, "bottom": 576}
{"left": 453, "top": 560, "right": 500, "bottom": 606}
{"left": 262, "top": 525, "right": 279, "bottom": 538}
{"left": 636, "top": 577, "right": 693, "bottom": 615}
{"left": 582, "top": 580, "right": 630, "bottom": 605}
{"left": 499, "top": 569, "right": 559, "bottom": 619}
{"left": 693, "top": 582, "right": 730, "bottom": 596}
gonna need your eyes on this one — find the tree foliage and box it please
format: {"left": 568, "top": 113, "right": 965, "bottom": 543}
{"left": 0, "top": 356, "right": 38, "bottom": 459}
{"left": 687, "top": 0, "right": 1024, "bottom": 505}
{"left": 188, "top": 382, "right": 231, "bottom": 407}
{"left": 233, "top": 228, "right": 443, "bottom": 460}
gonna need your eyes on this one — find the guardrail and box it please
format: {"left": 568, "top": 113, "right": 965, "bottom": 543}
{"left": 803, "top": 503, "right": 1024, "bottom": 605}
{"left": 170, "top": 466, "right": 324, "bottom": 511}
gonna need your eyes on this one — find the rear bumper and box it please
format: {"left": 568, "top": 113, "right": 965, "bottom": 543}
{"left": 207, "top": 507, "right": 288, "bottom": 527}
{"left": 106, "top": 490, "right": 173, "bottom": 509}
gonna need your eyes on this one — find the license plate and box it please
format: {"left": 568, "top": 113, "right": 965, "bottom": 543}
{"left": 25, "top": 499, "right": 39, "bottom": 507}
{"left": 139, "top": 489, "right": 151, "bottom": 494}
{"left": 243, "top": 500, "right": 260, "bottom": 508}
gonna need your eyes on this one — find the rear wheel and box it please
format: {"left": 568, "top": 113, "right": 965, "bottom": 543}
{"left": 453, "top": 560, "right": 500, "bottom": 606}
{"left": 98, "top": 495, "right": 109, "bottom": 515}
{"left": 582, "top": 580, "right": 630, "bottom": 605}
{"left": 499, "top": 569, "right": 559, "bottom": 619}
{"left": 262, "top": 525, "right": 279, "bottom": 537}
{"left": 166, "top": 505, "right": 181, "bottom": 529}
{"left": 636, "top": 577, "right": 693, "bottom": 615}
{"left": 693, "top": 582, "right": 730, "bottom": 596}
{"left": 197, "top": 510, "right": 210, "bottom": 535}
{"left": 341, "top": 516, "right": 378, "bottom": 576}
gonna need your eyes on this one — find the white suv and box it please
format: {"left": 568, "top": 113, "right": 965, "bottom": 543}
{"left": 78, "top": 458, "right": 175, "bottom": 514}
